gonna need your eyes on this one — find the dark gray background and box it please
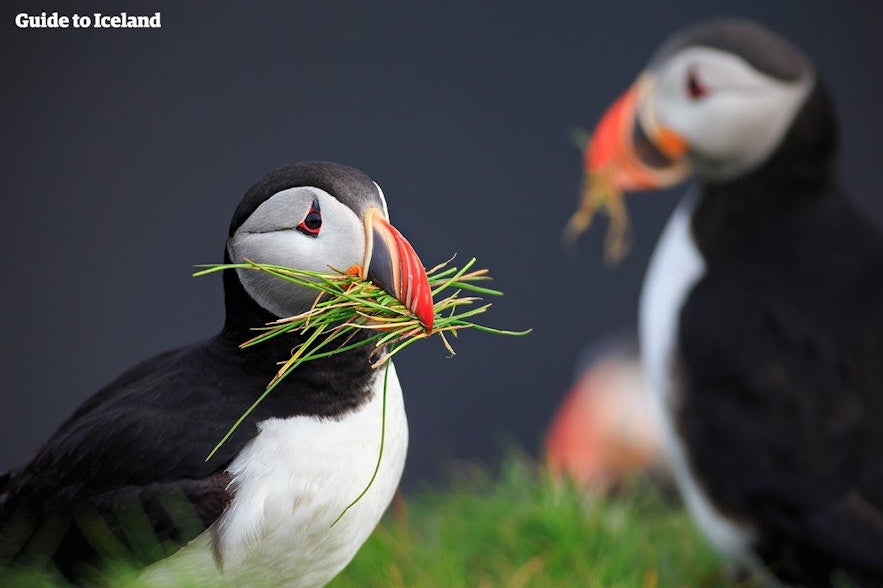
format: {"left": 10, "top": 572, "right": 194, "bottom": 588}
{"left": 3, "top": 1, "right": 882, "bottom": 486}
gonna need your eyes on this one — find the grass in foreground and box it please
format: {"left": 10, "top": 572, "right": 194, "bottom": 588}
{"left": 331, "top": 457, "right": 734, "bottom": 588}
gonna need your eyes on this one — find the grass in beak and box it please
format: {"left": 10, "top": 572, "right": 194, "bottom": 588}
{"left": 563, "top": 170, "right": 631, "bottom": 264}
{"left": 194, "top": 257, "right": 529, "bottom": 523}
{"left": 563, "top": 128, "right": 631, "bottom": 264}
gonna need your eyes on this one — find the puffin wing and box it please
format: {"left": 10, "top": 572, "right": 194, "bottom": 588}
{"left": 678, "top": 255, "right": 883, "bottom": 580}
{"left": 0, "top": 342, "right": 258, "bottom": 579}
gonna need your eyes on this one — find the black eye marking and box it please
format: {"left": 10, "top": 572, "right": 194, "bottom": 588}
{"left": 296, "top": 198, "right": 322, "bottom": 237}
{"left": 687, "top": 67, "right": 709, "bottom": 100}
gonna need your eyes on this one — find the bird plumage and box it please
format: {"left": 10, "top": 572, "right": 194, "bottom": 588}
{"left": 0, "top": 162, "right": 415, "bottom": 586}
{"left": 674, "top": 142, "right": 883, "bottom": 587}
{"left": 578, "top": 18, "right": 883, "bottom": 587}
{"left": 656, "top": 44, "right": 883, "bottom": 588}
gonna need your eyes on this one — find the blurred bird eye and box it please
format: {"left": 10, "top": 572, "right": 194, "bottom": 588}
{"left": 296, "top": 198, "right": 322, "bottom": 236}
{"left": 686, "top": 67, "right": 708, "bottom": 100}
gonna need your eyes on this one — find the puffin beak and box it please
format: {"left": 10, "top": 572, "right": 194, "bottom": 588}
{"left": 359, "top": 207, "right": 434, "bottom": 333}
{"left": 585, "top": 72, "right": 691, "bottom": 191}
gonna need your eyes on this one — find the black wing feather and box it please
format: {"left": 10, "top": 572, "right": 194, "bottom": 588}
{"left": 0, "top": 343, "right": 240, "bottom": 581}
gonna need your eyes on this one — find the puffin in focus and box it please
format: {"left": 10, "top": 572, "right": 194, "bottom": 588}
{"left": 575, "top": 19, "right": 883, "bottom": 587}
{"left": 0, "top": 161, "right": 432, "bottom": 586}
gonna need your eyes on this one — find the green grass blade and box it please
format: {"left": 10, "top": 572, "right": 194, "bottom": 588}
{"left": 330, "top": 360, "right": 391, "bottom": 528}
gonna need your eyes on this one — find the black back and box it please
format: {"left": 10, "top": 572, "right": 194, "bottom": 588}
{"left": 676, "top": 80, "right": 883, "bottom": 586}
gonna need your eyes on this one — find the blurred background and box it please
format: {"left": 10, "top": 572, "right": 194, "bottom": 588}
{"left": 2, "top": 0, "right": 882, "bottom": 489}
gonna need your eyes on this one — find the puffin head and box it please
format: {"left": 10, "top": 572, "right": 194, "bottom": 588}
{"left": 584, "top": 18, "right": 836, "bottom": 189}
{"left": 224, "top": 161, "right": 433, "bottom": 331}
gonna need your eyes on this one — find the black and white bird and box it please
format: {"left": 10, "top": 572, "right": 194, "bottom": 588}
{"left": 0, "top": 161, "right": 433, "bottom": 586}
{"left": 577, "top": 19, "right": 883, "bottom": 587}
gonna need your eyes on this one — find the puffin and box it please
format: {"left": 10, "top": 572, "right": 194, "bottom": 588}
{"left": 575, "top": 19, "right": 883, "bottom": 587}
{"left": 544, "top": 338, "right": 666, "bottom": 492}
{"left": 0, "top": 161, "right": 432, "bottom": 586}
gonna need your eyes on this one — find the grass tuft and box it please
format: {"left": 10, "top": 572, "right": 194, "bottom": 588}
{"left": 331, "top": 456, "right": 737, "bottom": 588}
{"left": 563, "top": 171, "right": 631, "bottom": 264}
{"left": 194, "top": 256, "right": 530, "bottom": 463}
{"left": 195, "top": 257, "right": 529, "bottom": 524}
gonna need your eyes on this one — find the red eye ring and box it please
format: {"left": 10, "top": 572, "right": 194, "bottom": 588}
{"left": 296, "top": 198, "right": 322, "bottom": 237}
{"left": 687, "top": 67, "right": 708, "bottom": 100}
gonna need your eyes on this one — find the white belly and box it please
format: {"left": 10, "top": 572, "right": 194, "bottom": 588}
{"left": 140, "top": 362, "right": 408, "bottom": 588}
{"left": 638, "top": 194, "right": 756, "bottom": 564}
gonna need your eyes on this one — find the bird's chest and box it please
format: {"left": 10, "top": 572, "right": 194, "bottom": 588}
{"left": 639, "top": 196, "right": 706, "bottom": 411}
{"left": 145, "top": 364, "right": 408, "bottom": 588}
{"left": 639, "top": 196, "right": 757, "bottom": 562}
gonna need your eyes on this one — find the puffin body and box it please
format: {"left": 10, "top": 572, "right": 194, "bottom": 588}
{"left": 141, "top": 361, "right": 407, "bottom": 587}
{"left": 0, "top": 162, "right": 431, "bottom": 586}
{"left": 580, "top": 20, "right": 883, "bottom": 587}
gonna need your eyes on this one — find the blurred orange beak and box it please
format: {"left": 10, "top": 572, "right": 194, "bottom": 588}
{"left": 361, "top": 207, "right": 434, "bottom": 333}
{"left": 585, "top": 72, "right": 691, "bottom": 191}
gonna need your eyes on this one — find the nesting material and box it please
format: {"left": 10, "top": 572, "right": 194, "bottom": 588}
{"left": 564, "top": 171, "right": 631, "bottom": 264}
{"left": 194, "top": 256, "right": 528, "bottom": 460}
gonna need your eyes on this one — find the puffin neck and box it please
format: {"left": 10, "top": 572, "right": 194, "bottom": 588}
{"left": 691, "top": 80, "right": 842, "bottom": 257}
{"left": 217, "top": 252, "right": 379, "bottom": 418}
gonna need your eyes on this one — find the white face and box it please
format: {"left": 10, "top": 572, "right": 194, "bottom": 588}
{"left": 645, "top": 46, "right": 813, "bottom": 180}
{"left": 227, "top": 186, "right": 367, "bottom": 317}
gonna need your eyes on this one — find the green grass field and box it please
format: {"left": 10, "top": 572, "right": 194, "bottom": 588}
{"left": 331, "top": 457, "right": 736, "bottom": 588}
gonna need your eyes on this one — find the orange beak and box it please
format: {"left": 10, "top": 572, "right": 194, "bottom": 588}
{"left": 564, "top": 73, "right": 691, "bottom": 261}
{"left": 585, "top": 72, "right": 690, "bottom": 191}
{"left": 361, "top": 207, "right": 434, "bottom": 333}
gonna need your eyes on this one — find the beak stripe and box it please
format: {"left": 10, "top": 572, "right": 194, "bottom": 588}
{"left": 363, "top": 207, "right": 434, "bottom": 332}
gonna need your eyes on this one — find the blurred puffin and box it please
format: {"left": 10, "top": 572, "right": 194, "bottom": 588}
{"left": 0, "top": 161, "right": 433, "bottom": 586}
{"left": 575, "top": 19, "right": 883, "bottom": 587}
{"left": 544, "top": 337, "right": 667, "bottom": 492}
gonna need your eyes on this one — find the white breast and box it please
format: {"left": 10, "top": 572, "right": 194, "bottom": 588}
{"left": 639, "top": 194, "right": 757, "bottom": 565}
{"left": 140, "top": 362, "right": 408, "bottom": 588}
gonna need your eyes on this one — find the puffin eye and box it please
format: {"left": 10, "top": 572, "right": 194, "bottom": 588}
{"left": 296, "top": 198, "right": 322, "bottom": 237}
{"left": 686, "top": 67, "right": 709, "bottom": 100}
